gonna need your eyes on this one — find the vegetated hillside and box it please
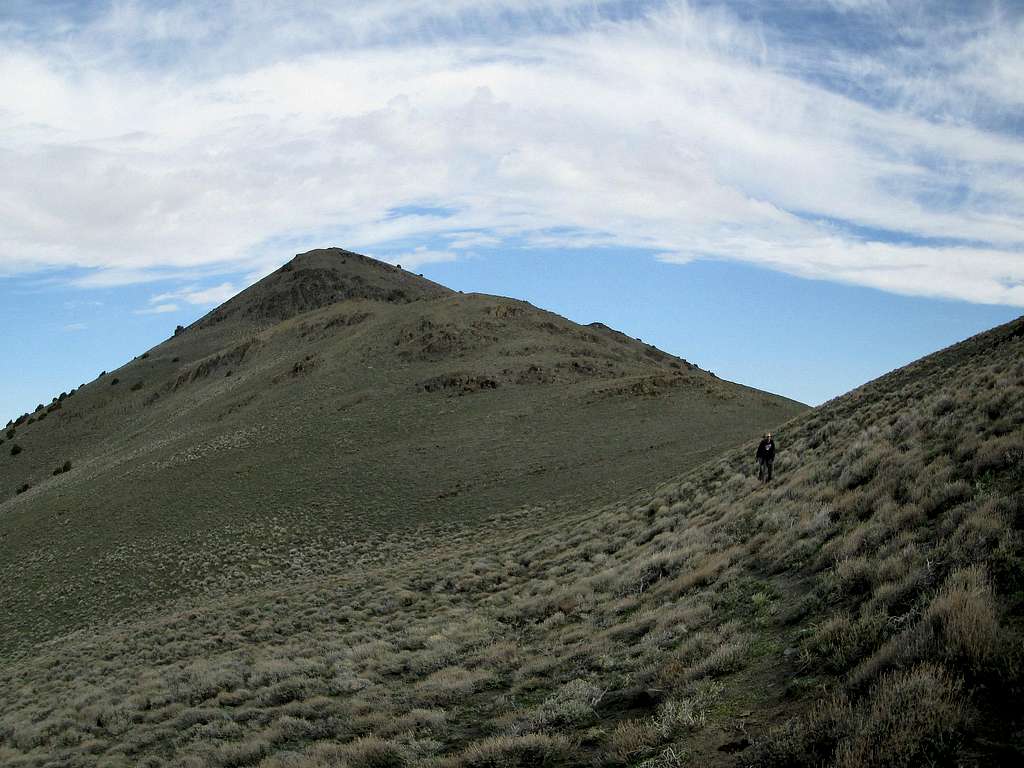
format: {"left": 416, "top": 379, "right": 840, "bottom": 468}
{"left": 1, "top": 315, "right": 1020, "bottom": 766}
{"left": 0, "top": 248, "right": 804, "bottom": 653}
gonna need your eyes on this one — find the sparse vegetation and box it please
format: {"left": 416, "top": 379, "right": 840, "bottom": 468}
{"left": 0, "top": 252, "right": 1020, "bottom": 766}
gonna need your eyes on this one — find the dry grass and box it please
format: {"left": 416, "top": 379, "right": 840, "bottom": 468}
{"left": 1, "top": 317, "right": 1022, "bottom": 765}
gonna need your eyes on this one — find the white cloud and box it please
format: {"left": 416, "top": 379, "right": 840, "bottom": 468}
{"left": 0, "top": 1, "right": 1021, "bottom": 305}
{"left": 134, "top": 303, "right": 179, "bottom": 315}
{"left": 445, "top": 232, "right": 502, "bottom": 250}
{"left": 62, "top": 322, "right": 88, "bottom": 331}
{"left": 655, "top": 252, "right": 699, "bottom": 266}
{"left": 71, "top": 269, "right": 180, "bottom": 288}
{"left": 180, "top": 283, "right": 238, "bottom": 305}
{"left": 149, "top": 283, "right": 238, "bottom": 307}
{"left": 383, "top": 247, "right": 460, "bottom": 269}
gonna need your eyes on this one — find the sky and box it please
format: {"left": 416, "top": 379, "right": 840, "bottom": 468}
{"left": 1, "top": 0, "right": 1022, "bottom": 419}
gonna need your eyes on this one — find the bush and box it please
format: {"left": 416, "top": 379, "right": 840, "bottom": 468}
{"left": 746, "top": 694, "right": 853, "bottom": 768}
{"left": 922, "top": 566, "right": 1001, "bottom": 673}
{"left": 526, "top": 679, "right": 603, "bottom": 730}
{"left": 458, "top": 734, "right": 570, "bottom": 767}
{"left": 53, "top": 461, "right": 72, "bottom": 476}
{"left": 130, "top": 382, "right": 143, "bottom": 391}
{"left": 972, "top": 434, "right": 1024, "bottom": 479}
{"left": 16, "top": 483, "right": 30, "bottom": 494}
{"left": 10, "top": 443, "right": 22, "bottom": 456}
{"left": 110, "top": 378, "right": 120, "bottom": 386}
{"left": 332, "top": 737, "right": 410, "bottom": 768}
{"left": 835, "top": 665, "right": 966, "bottom": 768}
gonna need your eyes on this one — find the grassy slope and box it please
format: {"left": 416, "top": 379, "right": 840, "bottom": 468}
{"left": 0, "top": 316, "right": 1020, "bottom": 765}
{"left": 0, "top": 249, "right": 804, "bottom": 653}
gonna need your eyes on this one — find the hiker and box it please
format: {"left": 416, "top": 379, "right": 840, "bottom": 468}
{"left": 756, "top": 432, "right": 776, "bottom": 483}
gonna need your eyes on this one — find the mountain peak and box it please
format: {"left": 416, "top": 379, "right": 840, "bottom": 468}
{"left": 198, "top": 247, "right": 452, "bottom": 328}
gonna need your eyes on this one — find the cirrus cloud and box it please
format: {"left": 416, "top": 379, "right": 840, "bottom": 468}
{"left": 0, "top": 0, "right": 1021, "bottom": 305}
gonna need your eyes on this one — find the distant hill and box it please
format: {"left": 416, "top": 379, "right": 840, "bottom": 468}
{"left": 0, "top": 247, "right": 804, "bottom": 651}
{"left": 0, "top": 283, "right": 1020, "bottom": 766}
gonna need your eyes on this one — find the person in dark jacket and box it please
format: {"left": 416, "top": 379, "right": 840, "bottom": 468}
{"left": 756, "top": 432, "right": 776, "bottom": 482}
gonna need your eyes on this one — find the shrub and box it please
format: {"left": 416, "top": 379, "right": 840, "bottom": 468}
{"left": 922, "top": 566, "right": 1000, "bottom": 673}
{"left": 16, "top": 483, "right": 31, "bottom": 494}
{"left": 835, "top": 665, "right": 966, "bottom": 768}
{"left": 692, "top": 636, "right": 753, "bottom": 679}
{"left": 332, "top": 736, "right": 410, "bottom": 768}
{"left": 972, "top": 434, "right": 1024, "bottom": 479}
{"left": 130, "top": 382, "right": 143, "bottom": 391}
{"left": 458, "top": 734, "right": 570, "bottom": 767}
{"left": 413, "top": 666, "right": 492, "bottom": 706}
{"left": 838, "top": 447, "right": 886, "bottom": 490}
{"left": 801, "top": 611, "right": 886, "bottom": 674}
{"left": 527, "top": 679, "right": 603, "bottom": 730}
{"left": 10, "top": 443, "right": 22, "bottom": 456}
{"left": 746, "top": 694, "right": 853, "bottom": 768}
{"left": 608, "top": 699, "right": 706, "bottom": 762}
{"left": 53, "top": 461, "right": 72, "bottom": 475}
{"left": 215, "top": 738, "right": 270, "bottom": 767}
{"left": 917, "top": 481, "right": 971, "bottom": 519}
{"left": 254, "top": 679, "right": 309, "bottom": 707}
{"left": 851, "top": 566, "right": 1002, "bottom": 688}
{"left": 110, "top": 378, "right": 120, "bottom": 386}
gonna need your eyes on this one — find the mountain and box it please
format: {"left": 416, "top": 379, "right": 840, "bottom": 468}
{"left": 0, "top": 247, "right": 805, "bottom": 653}
{"left": 1, "top": 293, "right": 1020, "bottom": 767}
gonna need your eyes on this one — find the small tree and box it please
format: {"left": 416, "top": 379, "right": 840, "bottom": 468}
{"left": 10, "top": 444, "right": 22, "bottom": 456}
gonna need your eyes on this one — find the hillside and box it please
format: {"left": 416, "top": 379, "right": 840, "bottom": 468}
{"left": 0, "top": 248, "right": 805, "bottom": 653}
{"left": 0, "top": 306, "right": 1021, "bottom": 765}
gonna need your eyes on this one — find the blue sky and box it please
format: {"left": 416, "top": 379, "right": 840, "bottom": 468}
{"left": 1, "top": 0, "right": 1022, "bottom": 419}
